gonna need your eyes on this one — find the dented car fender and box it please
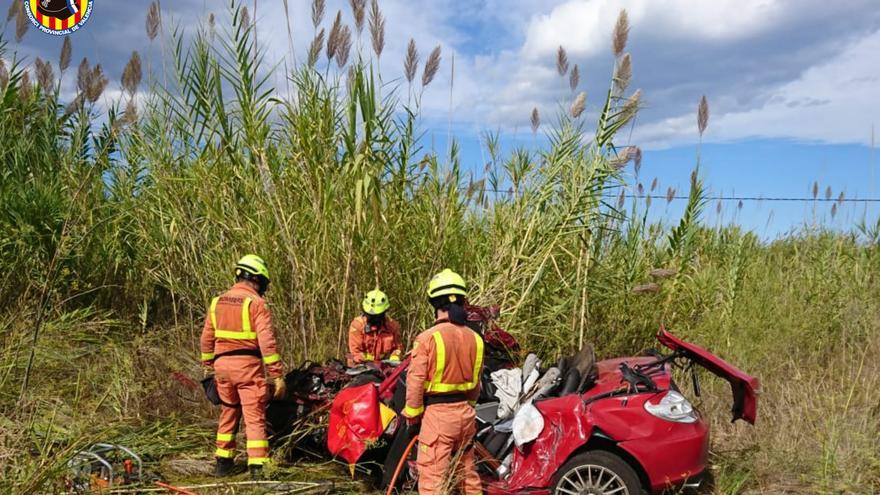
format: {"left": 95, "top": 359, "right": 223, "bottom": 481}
{"left": 504, "top": 390, "right": 679, "bottom": 490}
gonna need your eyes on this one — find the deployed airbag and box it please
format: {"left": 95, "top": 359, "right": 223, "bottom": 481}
{"left": 512, "top": 402, "right": 544, "bottom": 447}
{"left": 491, "top": 368, "right": 522, "bottom": 419}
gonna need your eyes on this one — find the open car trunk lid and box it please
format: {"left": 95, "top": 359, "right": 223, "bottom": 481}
{"left": 658, "top": 326, "right": 760, "bottom": 424}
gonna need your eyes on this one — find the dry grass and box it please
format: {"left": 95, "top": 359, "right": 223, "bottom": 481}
{"left": 369, "top": 0, "right": 385, "bottom": 58}
{"left": 615, "top": 53, "right": 632, "bottom": 92}
{"left": 570, "top": 91, "right": 586, "bottom": 118}
{"left": 569, "top": 63, "right": 580, "bottom": 91}
{"left": 422, "top": 45, "right": 441, "bottom": 87}
{"left": 14, "top": 1, "right": 27, "bottom": 42}
{"left": 145, "top": 1, "right": 160, "bottom": 41}
{"left": 699, "top": 95, "right": 710, "bottom": 136}
{"left": 696, "top": 269, "right": 880, "bottom": 494}
{"left": 335, "top": 23, "right": 353, "bottom": 68}
{"left": 327, "top": 11, "right": 345, "bottom": 63}
{"left": 59, "top": 37, "right": 72, "bottom": 72}
{"left": 6, "top": 0, "right": 17, "bottom": 22}
{"left": 350, "top": 0, "right": 366, "bottom": 34}
{"left": 557, "top": 45, "right": 569, "bottom": 76}
{"left": 0, "top": 59, "right": 8, "bottom": 89}
{"left": 18, "top": 69, "right": 30, "bottom": 100}
{"left": 612, "top": 9, "right": 629, "bottom": 57}
{"left": 308, "top": 29, "right": 326, "bottom": 67}
{"left": 404, "top": 38, "right": 419, "bottom": 83}
{"left": 121, "top": 51, "right": 142, "bottom": 96}
{"left": 33, "top": 58, "right": 53, "bottom": 91}
{"left": 311, "top": 0, "right": 325, "bottom": 28}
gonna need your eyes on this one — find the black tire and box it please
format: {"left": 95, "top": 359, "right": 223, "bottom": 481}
{"left": 550, "top": 450, "right": 646, "bottom": 495}
{"left": 380, "top": 425, "right": 417, "bottom": 490}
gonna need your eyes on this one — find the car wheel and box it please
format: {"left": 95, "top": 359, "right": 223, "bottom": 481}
{"left": 551, "top": 451, "right": 645, "bottom": 495}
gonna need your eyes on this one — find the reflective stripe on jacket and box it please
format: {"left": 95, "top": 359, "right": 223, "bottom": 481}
{"left": 199, "top": 282, "right": 284, "bottom": 377}
{"left": 403, "top": 320, "right": 484, "bottom": 418}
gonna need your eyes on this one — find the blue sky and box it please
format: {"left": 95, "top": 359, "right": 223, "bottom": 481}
{"left": 4, "top": 0, "right": 879, "bottom": 237}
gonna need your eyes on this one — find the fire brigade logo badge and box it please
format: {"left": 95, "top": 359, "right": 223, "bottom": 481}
{"left": 24, "top": 0, "right": 93, "bottom": 36}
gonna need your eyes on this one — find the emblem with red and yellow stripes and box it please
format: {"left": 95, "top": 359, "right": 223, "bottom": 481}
{"left": 23, "top": 0, "right": 93, "bottom": 36}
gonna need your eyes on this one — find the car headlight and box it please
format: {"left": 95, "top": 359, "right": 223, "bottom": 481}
{"left": 644, "top": 390, "right": 698, "bottom": 423}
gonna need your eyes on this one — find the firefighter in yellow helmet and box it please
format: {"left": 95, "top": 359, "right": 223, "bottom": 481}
{"left": 403, "top": 269, "right": 484, "bottom": 495}
{"left": 347, "top": 289, "right": 402, "bottom": 367}
{"left": 200, "top": 255, "right": 286, "bottom": 479}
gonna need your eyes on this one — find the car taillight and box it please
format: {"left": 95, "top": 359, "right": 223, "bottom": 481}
{"left": 644, "top": 390, "right": 698, "bottom": 423}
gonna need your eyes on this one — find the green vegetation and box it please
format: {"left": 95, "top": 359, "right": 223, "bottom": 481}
{"left": 1, "top": 2, "right": 878, "bottom": 493}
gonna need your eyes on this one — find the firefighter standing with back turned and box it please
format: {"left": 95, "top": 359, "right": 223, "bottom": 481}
{"left": 200, "top": 255, "right": 286, "bottom": 479}
{"left": 403, "top": 269, "right": 484, "bottom": 495}
{"left": 347, "top": 289, "right": 403, "bottom": 367}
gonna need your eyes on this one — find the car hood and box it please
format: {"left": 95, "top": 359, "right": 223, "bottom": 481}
{"left": 657, "top": 327, "right": 760, "bottom": 424}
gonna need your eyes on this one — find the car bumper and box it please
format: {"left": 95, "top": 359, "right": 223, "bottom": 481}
{"left": 617, "top": 417, "right": 709, "bottom": 494}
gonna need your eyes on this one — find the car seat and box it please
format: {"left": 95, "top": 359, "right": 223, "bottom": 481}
{"left": 556, "top": 343, "right": 597, "bottom": 396}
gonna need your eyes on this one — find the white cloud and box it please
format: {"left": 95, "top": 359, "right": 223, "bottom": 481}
{"left": 521, "top": 0, "right": 785, "bottom": 61}
{"left": 635, "top": 26, "right": 880, "bottom": 147}
{"left": 711, "top": 28, "right": 880, "bottom": 145}
{"left": 463, "top": 0, "right": 880, "bottom": 148}
{"left": 11, "top": 0, "right": 878, "bottom": 150}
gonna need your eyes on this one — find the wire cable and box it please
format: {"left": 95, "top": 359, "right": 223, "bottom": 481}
{"left": 474, "top": 188, "right": 876, "bottom": 202}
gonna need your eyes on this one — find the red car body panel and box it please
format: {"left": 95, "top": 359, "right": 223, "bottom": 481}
{"left": 658, "top": 326, "right": 760, "bottom": 424}
{"left": 617, "top": 420, "right": 709, "bottom": 492}
{"left": 485, "top": 331, "right": 759, "bottom": 494}
{"left": 328, "top": 329, "right": 758, "bottom": 495}
{"left": 488, "top": 356, "right": 709, "bottom": 494}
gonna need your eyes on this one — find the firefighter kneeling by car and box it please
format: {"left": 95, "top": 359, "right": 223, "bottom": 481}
{"left": 404, "top": 269, "right": 484, "bottom": 495}
{"left": 347, "top": 289, "right": 403, "bottom": 367}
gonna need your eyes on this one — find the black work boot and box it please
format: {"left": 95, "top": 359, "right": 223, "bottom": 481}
{"left": 249, "top": 464, "right": 263, "bottom": 480}
{"left": 215, "top": 457, "right": 235, "bottom": 477}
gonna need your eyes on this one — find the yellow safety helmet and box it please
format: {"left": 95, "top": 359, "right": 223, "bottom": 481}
{"left": 362, "top": 289, "right": 390, "bottom": 315}
{"left": 427, "top": 269, "right": 467, "bottom": 299}
{"left": 235, "top": 254, "right": 270, "bottom": 281}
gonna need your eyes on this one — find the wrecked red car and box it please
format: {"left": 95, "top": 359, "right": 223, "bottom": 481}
{"left": 327, "top": 325, "right": 759, "bottom": 495}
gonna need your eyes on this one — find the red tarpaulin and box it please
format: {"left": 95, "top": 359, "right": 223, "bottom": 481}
{"left": 327, "top": 383, "right": 383, "bottom": 465}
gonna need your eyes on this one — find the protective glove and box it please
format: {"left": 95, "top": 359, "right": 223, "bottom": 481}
{"left": 405, "top": 415, "right": 421, "bottom": 435}
{"left": 272, "top": 376, "right": 287, "bottom": 400}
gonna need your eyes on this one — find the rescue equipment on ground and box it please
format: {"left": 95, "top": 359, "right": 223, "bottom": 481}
{"left": 64, "top": 443, "right": 142, "bottom": 492}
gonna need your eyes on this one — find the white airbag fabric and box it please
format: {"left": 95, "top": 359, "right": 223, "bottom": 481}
{"left": 512, "top": 402, "right": 544, "bottom": 447}
{"left": 491, "top": 368, "right": 522, "bottom": 419}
